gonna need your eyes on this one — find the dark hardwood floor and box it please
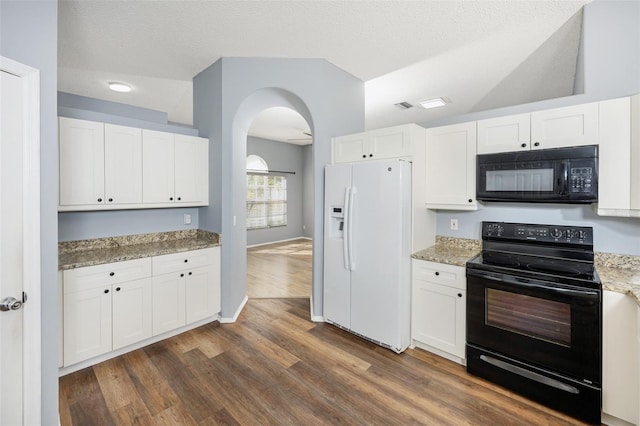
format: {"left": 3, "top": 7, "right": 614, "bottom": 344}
{"left": 59, "top": 297, "right": 589, "bottom": 425}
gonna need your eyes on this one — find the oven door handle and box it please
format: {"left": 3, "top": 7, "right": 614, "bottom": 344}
{"left": 467, "top": 269, "right": 599, "bottom": 299}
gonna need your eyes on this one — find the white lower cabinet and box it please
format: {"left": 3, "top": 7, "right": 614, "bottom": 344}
{"left": 602, "top": 290, "right": 639, "bottom": 425}
{"left": 411, "top": 259, "right": 466, "bottom": 363}
{"left": 61, "top": 247, "right": 220, "bottom": 369}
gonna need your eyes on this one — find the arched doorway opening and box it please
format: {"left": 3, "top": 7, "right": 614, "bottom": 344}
{"left": 230, "top": 88, "right": 317, "bottom": 319}
{"left": 244, "top": 109, "right": 313, "bottom": 299}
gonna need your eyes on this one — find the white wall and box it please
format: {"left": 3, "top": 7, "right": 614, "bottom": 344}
{"left": 194, "top": 58, "right": 364, "bottom": 319}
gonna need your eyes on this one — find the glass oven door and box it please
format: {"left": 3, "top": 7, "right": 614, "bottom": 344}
{"left": 466, "top": 269, "right": 601, "bottom": 383}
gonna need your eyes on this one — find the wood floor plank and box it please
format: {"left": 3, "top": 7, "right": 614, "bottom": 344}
{"left": 93, "top": 356, "right": 144, "bottom": 413}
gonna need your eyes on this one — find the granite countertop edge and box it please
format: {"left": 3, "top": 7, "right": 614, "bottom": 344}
{"left": 411, "top": 237, "right": 640, "bottom": 306}
{"left": 59, "top": 231, "right": 221, "bottom": 271}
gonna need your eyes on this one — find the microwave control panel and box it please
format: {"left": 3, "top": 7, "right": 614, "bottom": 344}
{"left": 570, "top": 167, "right": 593, "bottom": 193}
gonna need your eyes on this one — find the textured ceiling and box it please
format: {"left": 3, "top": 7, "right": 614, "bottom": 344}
{"left": 58, "top": 0, "right": 591, "bottom": 141}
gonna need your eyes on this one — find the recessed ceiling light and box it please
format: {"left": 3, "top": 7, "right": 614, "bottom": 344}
{"left": 108, "top": 82, "right": 132, "bottom": 93}
{"left": 419, "top": 97, "right": 447, "bottom": 109}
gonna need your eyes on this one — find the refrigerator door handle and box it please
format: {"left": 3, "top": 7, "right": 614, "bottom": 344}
{"left": 347, "top": 186, "right": 357, "bottom": 270}
{"left": 342, "top": 187, "right": 351, "bottom": 270}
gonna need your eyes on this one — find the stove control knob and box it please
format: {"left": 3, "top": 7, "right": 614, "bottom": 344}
{"left": 568, "top": 229, "right": 579, "bottom": 240}
{"left": 578, "top": 230, "right": 588, "bottom": 240}
{"left": 551, "top": 228, "right": 564, "bottom": 239}
{"left": 495, "top": 225, "right": 504, "bottom": 236}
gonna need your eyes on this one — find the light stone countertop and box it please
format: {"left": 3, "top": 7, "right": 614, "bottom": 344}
{"left": 59, "top": 229, "right": 220, "bottom": 270}
{"left": 412, "top": 236, "right": 640, "bottom": 306}
{"left": 411, "top": 236, "right": 481, "bottom": 267}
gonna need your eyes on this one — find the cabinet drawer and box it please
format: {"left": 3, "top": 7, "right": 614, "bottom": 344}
{"left": 63, "top": 258, "right": 152, "bottom": 293}
{"left": 152, "top": 248, "right": 216, "bottom": 275}
{"left": 412, "top": 260, "right": 465, "bottom": 289}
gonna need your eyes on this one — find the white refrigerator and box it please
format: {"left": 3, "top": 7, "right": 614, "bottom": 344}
{"left": 323, "top": 159, "right": 412, "bottom": 353}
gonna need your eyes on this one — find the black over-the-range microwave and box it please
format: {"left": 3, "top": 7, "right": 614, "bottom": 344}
{"left": 476, "top": 145, "right": 598, "bottom": 203}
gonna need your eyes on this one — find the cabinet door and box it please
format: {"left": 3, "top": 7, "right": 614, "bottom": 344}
{"left": 477, "top": 113, "right": 531, "bottom": 154}
{"left": 598, "top": 97, "right": 631, "bottom": 212}
{"left": 152, "top": 273, "right": 186, "bottom": 335}
{"left": 112, "top": 278, "right": 153, "bottom": 350}
{"left": 531, "top": 102, "right": 599, "bottom": 149}
{"left": 104, "top": 124, "right": 142, "bottom": 205}
{"left": 185, "top": 266, "right": 217, "bottom": 323}
{"left": 412, "top": 280, "right": 465, "bottom": 359}
{"left": 333, "top": 133, "right": 367, "bottom": 163}
{"left": 174, "top": 134, "right": 208, "bottom": 204}
{"left": 63, "top": 285, "right": 112, "bottom": 366}
{"left": 425, "top": 122, "right": 477, "bottom": 210}
{"left": 59, "top": 117, "right": 105, "bottom": 206}
{"left": 602, "top": 291, "right": 639, "bottom": 424}
{"left": 368, "top": 125, "right": 411, "bottom": 160}
{"left": 142, "top": 130, "right": 175, "bottom": 203}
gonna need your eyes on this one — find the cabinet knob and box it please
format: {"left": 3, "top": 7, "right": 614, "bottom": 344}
{"left": 184, "top": 259, "right": 188, "bottom": 263}
{"left": 180, "top": 273, "right": 184, "bottom": 277}
{"left": 521, "top": 143, "right": 527, "bottom": 148}
{"left": 369, "top": 154, "right": 373, "bottom": 157}
{"left": 116, "top": 287, "right": 121, "bottom": 292}
{"left": 435, "top": 271, "right": 440, "bottom": 276}
{"left": 104, "top": 289, "right": 109, "bottom": 294}
{"left": 458, "top": 293, "right": 462, "bottom": 298}
{"left": 108, "top": 198, "right": 113, "bottom": 202}
{"left": 177, "top": 197, "right": 181, "bottom": 201}
{"left": 109, "top": 272, "right": 115, "bottom": 277}
{"left": 534, "top": 142, "right": 540, "bottom": 147}
{"left": 188, "top": 272, "right": 192, "bottom": 276}
{"left": 97, "top": 198, "right": 103, "bottom": 202}
{"left": 362, "top": 155, "right": 366, "bottom": 158}
{"left": 170, "top": 197, "right": 174, "bottom": 201}
{"left": 468, "top": 199, "right": 473, "bottom": 203}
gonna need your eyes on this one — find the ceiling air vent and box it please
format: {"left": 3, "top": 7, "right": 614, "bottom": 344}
{"left": 394, "top": 101, "right": 413, "bottom": 110}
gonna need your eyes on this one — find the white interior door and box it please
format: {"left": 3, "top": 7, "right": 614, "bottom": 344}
{"left": 1, "top": 67, "right": 25, "bottom": 426}
{"left": 0, "top": 57, "right": 41, "bottom": 425}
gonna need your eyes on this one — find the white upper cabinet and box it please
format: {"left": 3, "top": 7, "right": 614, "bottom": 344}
{"left": 142, "top": 131, "right": 208, "bottom": 205}
{"left": 174, "top": 134, "right": 208, "bottom": 204}
{"left": 530, "top": 102, "right": 599, "bottom": 149}
{"left": 476, "top": 113, "right": 531, "bottom": 154}
{"left": 424, "top": 122, "right": 477, "bottom": 210}
{"left": 142, "top": 130, "right": 175, "bottom": 203}
{"left": 59, "top": 117, "right": 209, "bottom": 211}
{"left": 598, "top": 95, "right": 640, "bottom": 217}
{"left": 59, "top": 117, "right": 105, "bottom": 206}
{"left": 477, "top": 102, "right": 600, "bottom": 154}
{"left": 332, "top": 124, "right": 413, "bottom": 163}
{"left": 104, "top": 124, "right": 142, "bottom": 205}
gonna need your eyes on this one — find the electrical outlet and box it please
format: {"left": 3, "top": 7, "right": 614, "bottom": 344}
{"left": 183, "top": 214, "right": 192, "bottom": 225}
{"left": 450, "top": 219, "right": 459, "bottom": 231}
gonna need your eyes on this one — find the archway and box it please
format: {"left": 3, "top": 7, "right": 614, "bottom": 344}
{"left": 230, "top": 88, "right": 317, "bottom": 318}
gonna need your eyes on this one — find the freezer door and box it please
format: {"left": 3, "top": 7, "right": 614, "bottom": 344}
{"left": 323, "top": 163, "right": 352, "bottom": 328}
{"left": 349, "top": 160, "right": 411, "bottom": 350}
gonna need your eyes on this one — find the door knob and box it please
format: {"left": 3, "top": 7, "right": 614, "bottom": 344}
{"left": 0, "top": 297, "right": 22, "bottom": 312}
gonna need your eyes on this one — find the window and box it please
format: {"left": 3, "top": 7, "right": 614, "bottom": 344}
{"left": 246, "top": 174, "right": 287, "bottom": 229}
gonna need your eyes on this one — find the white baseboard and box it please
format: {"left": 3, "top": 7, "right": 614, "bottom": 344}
{"left": 411, "top": 340, "right": 466, "bottom": 366}
{"left": 602, "top": 412, "right": 636, "bottom": 426}
{"left": 247, "top": 236, "right": 312, "bottom": 248}
{"left": 311, "top": 315, "right": 325, "bottom": 322}
{"left": 220, "top": 295, "right": 248, "bottom": 323}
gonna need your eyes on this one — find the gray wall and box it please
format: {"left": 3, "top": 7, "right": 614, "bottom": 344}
{"left": 246, "top": 136, "right": 304, "bottom": 246}
{"left": 302, "top": 144, "right": 314, "bottom": 239}
{"left": 424, "top": 0, "right": 640, "bottom": 256}
{"left": 1, "top": 1, "right": 58, "bottom": 423}
{"left": 57, "top": 93, "right": 201, "bottom": 241}
{"left": 194, "top": 58, "right": 364, "bottom": 319}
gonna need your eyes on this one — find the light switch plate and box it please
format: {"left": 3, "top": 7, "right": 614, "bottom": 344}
{"left": 450, "top": 219, "right": 459, "bottom": 231}
{"left": 184, "top": 214, "right": 192, "bottom": 225}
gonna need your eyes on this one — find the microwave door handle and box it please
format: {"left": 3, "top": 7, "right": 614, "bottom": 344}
{"left": 560, "top": 163, "right": 569, "bottom": 195}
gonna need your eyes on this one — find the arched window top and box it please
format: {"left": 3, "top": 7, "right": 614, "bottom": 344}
{"left": 246, "top": 154, "right": 268, "bottom": 173}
